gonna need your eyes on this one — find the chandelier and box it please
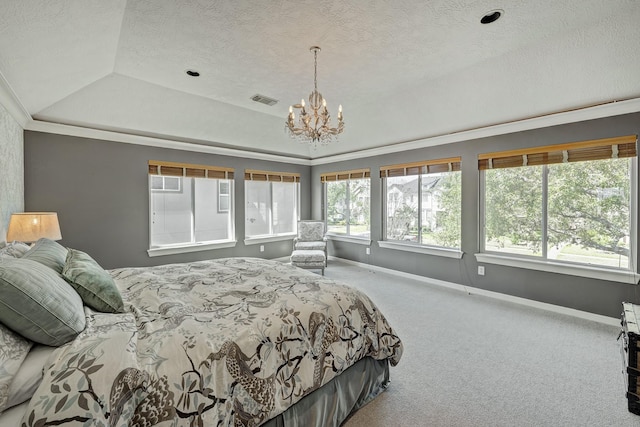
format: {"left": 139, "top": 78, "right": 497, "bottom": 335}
{"left": 286, "top": 46, "right": 344, "bottom": 145}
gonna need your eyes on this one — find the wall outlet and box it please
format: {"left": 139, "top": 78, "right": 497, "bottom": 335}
{"left": 365, "top": 247, "right": 370, "bottom": 255}
{"left": 259, "top": 245, "right": 264, "bottom": 252}
{"left": 478, "top": 265, "right": 485, "bottom": 276}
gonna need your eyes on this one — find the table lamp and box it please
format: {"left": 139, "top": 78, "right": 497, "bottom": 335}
{"left": 6, "top": 212, "right": 62, "bottom": 243}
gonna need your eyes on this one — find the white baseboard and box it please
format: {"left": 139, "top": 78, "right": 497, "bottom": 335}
{"left": 329, "top": 256, "right": 620, "bottom": 327}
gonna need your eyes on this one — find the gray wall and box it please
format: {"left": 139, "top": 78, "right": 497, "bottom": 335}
{"left": 312, "top": 112, "right": 640, "bottom": 318}
{"left": 0, "top": 101, "right": 23, "bottom": 241}
{"left": 23, "top": 112, "right": 640, "bottom": 318}
{"left": 24, "top": 132, "right": 310, "bottom": 269}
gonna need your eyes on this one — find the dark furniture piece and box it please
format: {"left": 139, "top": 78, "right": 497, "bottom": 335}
{"left": 620, "top": 302, "right": 640, "bottom": 415}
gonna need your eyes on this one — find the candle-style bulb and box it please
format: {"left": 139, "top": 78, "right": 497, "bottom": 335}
{"left": 301, "top": 99, "right": 305, "bottom": 107}
{"left": 338, "top": 104, "right": 342, "bottom": 113}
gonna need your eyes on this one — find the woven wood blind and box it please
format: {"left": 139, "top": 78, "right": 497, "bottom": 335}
{"left": 320, "top": 168, "right": 370, "bottom": 182}
{"left": 244, "top": 169, "right": 300, "bottom": 183}
{"left": 148, "top": 160, "right": 234, "bottom": 179}
{"left": 478, "top": 135, "right": 637, "bottom": 170}
{"left": 380, "top": 157, "right": 461, "bottom": 178}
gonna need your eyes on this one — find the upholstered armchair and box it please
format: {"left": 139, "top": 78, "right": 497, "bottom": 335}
{"left": 293, "top": 220, "right": 327, "bottom": 266}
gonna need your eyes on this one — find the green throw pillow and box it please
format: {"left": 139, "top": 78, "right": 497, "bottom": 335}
{"left": 0, "top": 258, "right": 86, "bottom": 346}
{"left": 21, "top": 238, "right": 68, "bottom": 274}
{"left": 62, "top": 249, "right": 124, "bottom": 313}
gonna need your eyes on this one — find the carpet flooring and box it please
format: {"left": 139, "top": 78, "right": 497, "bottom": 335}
{"left": 320, "top": 259, "right": 638, "bottom": 427}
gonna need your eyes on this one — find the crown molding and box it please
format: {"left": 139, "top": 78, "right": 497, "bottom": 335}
{"left": 24, "top": 120, "right": 313, "bottom": 166}
{"left": 17, "top": 97, "right": 640, "bottom": 167}
{"left": 0, "top": 70, "right": 31, "bottom": 127}
{"left": 310, "top": 98, "right": 640, "bottom": 165}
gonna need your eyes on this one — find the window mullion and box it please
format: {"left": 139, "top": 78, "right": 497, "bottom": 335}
{"left": 346, "top": 180, "right": 351, "bottom": 235}
{"left": 268, "top": 182, "right": 274, "bottom": 235}
{"left": 631, "top": 159, "right": 638, "bottom": 274}
{"left": 190, "top": 177, "right": 196, "bottom": 244}
{"left": 541, "top": 166, "right": 548, "bottom": 259}
{"left": 382, "top": 178, "right": 387, "bottom": 240}
{"left": 417, "top": 175, "right": 423, "bottom": 244}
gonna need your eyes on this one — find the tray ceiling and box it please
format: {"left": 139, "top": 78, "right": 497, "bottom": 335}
{"left": 1, "top": 0, "right": 639, "bottom": 159}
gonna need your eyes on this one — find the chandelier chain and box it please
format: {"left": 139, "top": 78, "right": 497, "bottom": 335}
{"left": 313, "top": 48, "right": 318, "bottom": 92}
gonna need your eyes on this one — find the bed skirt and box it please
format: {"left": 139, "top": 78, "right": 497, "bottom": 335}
{"left": 263, "top": 357, "right": 390, "bottom": 426}
{"left": 0, "top": 358, "right": 390, "bottom": 426}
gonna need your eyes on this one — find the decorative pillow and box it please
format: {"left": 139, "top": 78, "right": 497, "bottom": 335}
{"left": 5, "top": 344, "right": 57, "bottom": 410}
{"left": 0, "top": 323, "right": 32, "bottom": 413}
{"left": 0, "top": 241, "right": 31, "bottom": 259}
{"left": 21, "top": 238, "right": 68, "bottom": 273}
{"left": 62, "top": 249, "right": 124, "bottom": 313}
{"left": 0, "top": 258, "right": 86, "bottom": 346}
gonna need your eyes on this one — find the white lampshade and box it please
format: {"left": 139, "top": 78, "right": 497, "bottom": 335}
{"left": 6, "top": 212, "right": 62, "bottom": 243}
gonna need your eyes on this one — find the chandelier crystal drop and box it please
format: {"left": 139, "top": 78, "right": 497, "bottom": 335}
{"left": 286, "top": 46, "right": 344, "bottom": 145}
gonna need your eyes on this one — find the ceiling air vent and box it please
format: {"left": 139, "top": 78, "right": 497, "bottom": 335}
{"left": 251, "top": 94, "right": 278, "bottom": 106}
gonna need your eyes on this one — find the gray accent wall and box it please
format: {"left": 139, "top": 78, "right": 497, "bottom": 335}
{"left": 311, "top": 112, "right": 640, "bottom": 318}
{"left": 0, "top": 101, "right": 23, "bottom": 241}
{"left": 23, "top": 112, "right": 640, "bottom": 318}
{"left": 24, "top": 131, "right": 310, "bottom": 269}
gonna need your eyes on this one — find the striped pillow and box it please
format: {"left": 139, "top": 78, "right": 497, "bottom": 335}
{"left": 21, "top": 238, "right": 68, "bottom": 273}
{"left": 0, "top": 258, "right": 85, "bottom": 346}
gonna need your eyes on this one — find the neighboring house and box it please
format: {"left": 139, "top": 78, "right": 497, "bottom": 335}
{"left": 387, "top": 176, "right": 443, "bottom": 234}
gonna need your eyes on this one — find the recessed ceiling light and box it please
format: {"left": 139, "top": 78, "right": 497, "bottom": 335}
{"left": 186, "top": 70, "right": 200, "bottom": 77}
{"left": 481, "top": 9, "right": 503, "bottom": 24}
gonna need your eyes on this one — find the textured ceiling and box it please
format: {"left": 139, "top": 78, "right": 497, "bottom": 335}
{"left": 1, "top": 0, "right": 639, "bottom": 159}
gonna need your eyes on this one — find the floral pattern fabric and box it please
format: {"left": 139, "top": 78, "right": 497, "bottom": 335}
{"left": 21, "top": 258, "right": 403, "bottom": 426}
{"left": 0, "top": 323, "right": 32, "bottom": 412}
{"left": 297, "top": 221, "right": 325, "bottom": 242}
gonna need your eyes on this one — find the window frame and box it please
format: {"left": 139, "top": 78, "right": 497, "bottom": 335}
{"left": 379, "top": 158, "right": 463, "bottom": 258}
{"left": 147, "top": 160, "right": 236, "bottom": 257}
{"left": 243, "top": 169, "right": 300, "bottom": 245}
{"left": 477, "top": 136, "right": 640, "bottom": 283}
{"left": 322, "top": 169, "right": 371, "bottom": 242}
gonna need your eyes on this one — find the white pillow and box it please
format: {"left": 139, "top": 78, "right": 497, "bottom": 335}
{"left": 0, "top": 323, "right": 32, "bottom": 413}
{"left": 5, "top": 345, "right": 57, "bottom": 409}
{"left": 0, "top": 242, "right": 31, "bottom": 259}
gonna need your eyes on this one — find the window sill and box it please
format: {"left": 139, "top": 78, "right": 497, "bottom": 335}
{"left": 378, "top": 241, "right": 463, "bottom": 259}
{"left": 148, "top": 240, "right": 237, "bottom": 257}
{"left": 244, "top": 234, "right": 296, "bottom": 246}
{"left": 326, "top": 235, "right": 372, "bottom": 246}
{"left": 475, "top": 252, "right": 640, "bottom": 284}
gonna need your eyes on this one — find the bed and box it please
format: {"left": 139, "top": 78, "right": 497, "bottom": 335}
{"left": 0, "top": 239, "right": 403, "bottom": 426}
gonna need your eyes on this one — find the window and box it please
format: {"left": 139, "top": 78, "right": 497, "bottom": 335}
{"left": 218, "top": 181, "right": 230, "bottom": 213}
{"left": 244, "top": 169, "right": 300, "bottom": 239}
{"left": 322, "top": 169, "right": 371, "bottom": 238}
{"left": 150, "top": 176, "right": 180, "bottom": 191}
{"left": 148, "top": 161, "right": 235, "bottom": 250}
{"left": 381, "top": 158, "right": 461, "bottom": 249}
{"left": 480, "top": 135, "right": 637, "bottom": 270}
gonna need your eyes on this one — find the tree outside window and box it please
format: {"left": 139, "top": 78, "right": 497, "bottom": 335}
{"left": 483, "top": 153, "right": 633, "bottom": 269}
{"left": 326, "top": 178, "right": 370, "bottom": 238}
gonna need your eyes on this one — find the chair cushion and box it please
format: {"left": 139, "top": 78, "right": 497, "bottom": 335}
{"left": 294, "top": 241, "right": 326, "bottom": 251}
{"left": 297, "top": 221, "right": 325, "bottom": 242}
{"left": 291, "top": 249, "right": 326, "bottom": 263}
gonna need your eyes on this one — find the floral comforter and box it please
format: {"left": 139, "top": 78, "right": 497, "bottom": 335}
{"left": 22, "top": 258, "right": 403, "bottom": 426}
